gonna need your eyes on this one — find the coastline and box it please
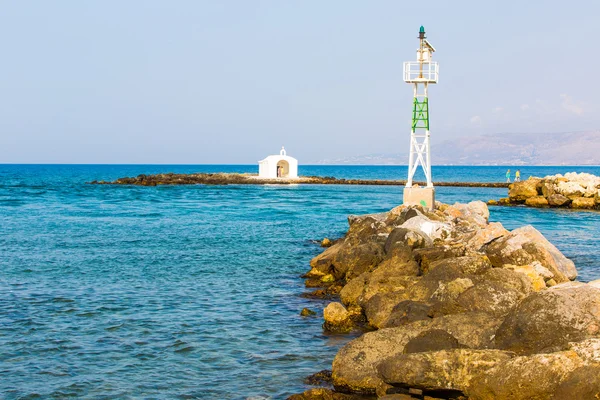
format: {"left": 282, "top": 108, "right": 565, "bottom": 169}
{"left": 290, "top": 201, "right": 600, "bottom": 399}
{"left": 89, "top": 172, "right": 509, "bottom": 188}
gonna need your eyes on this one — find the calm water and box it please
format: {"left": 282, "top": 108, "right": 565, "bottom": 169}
{"left": 1, "top": 165, "right": 600, "bottom": 399}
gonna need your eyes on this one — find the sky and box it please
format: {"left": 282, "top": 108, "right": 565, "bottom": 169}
{"left": 0, "top": 0, "right": 598, "bottom": 164}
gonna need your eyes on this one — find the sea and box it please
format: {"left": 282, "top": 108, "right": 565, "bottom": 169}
{"left": 2, "top": 164, "right": 600, "bottom": 399}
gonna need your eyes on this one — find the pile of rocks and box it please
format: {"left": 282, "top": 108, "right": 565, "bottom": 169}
{"left": 291, "top": 201, "right": 600, "bottom": 399}
{"left": 489, "top": 172, "right": 600, "bottom": 209}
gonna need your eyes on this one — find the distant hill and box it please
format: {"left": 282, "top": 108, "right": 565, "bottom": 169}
{"left": 316, "top": 131, "right": 600, "bottom": 165}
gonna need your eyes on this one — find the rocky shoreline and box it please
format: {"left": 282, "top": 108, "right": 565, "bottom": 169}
{"left": 488, "top": 172, "right": 600, "bottom": 209}
{"left": 291, "top": 201, "right": 600, "bottom": 399}
{"left": 89, "top": 172, "right": 508, "bottom": 188}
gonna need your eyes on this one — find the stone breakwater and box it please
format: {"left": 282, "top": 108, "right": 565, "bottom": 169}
{"left": 290, "top": 201, "right": 600, "bottom": 400}
{"left": 89, "top": 173, "right": 508, "bottom": 188}
{"left": 489, "top": 172, "right": 600, "bottom": 209}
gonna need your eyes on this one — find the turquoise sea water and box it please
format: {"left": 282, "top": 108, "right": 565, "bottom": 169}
{"left": 2, "top": 165, "right": 600, "bottom": 399}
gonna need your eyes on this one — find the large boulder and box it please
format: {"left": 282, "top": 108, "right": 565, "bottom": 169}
{"left": 465, "top": 222, "right": 509, "bottom": 252}
{"left": 495, "top": 283, "right": 600, "bottom": 354}
{"left": 484, "top": 225, "right": 577, "bottom": 282}
{"left": 378, "top": 349, "right": 513, "bottom": 393}
{"left": 571, "top": 196, "right": 595, "bottom": 209}
{"left": 525, "top": 196, "right": 549, "bottom": 207}
{"left": 508, "top": 179, "right": 540, "bottom": 202}
{"left": 332, "top": 313, "right": 502, "bottom": 393}
{"left": 332, "top": 242, "right": 384, "bottom": 280}
{"left": 467, "top": 350, "right": 585, "bottom": 400}
{"left": 547, "top": 193, "right": 571, "bottom": 207}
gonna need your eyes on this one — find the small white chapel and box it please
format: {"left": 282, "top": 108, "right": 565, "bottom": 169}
{"left": 258, "top": 147, "right": 298, "bottom": 179}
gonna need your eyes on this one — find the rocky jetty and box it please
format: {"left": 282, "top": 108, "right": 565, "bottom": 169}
{"left": 89, "top": 172, "right": 508, "bottom": 188}
{"left": 489, "top": 172, "right": 600, "bottom": 209}
{"left": 292, "top": 201, "right": 600, "bottom": 399}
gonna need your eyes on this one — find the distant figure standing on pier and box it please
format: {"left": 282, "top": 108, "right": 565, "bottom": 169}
{"left": 515, "top": 169, "right": 521, "bottom": 182}
{"left": 506, "top": 169, "right": 511, "bottom": 183}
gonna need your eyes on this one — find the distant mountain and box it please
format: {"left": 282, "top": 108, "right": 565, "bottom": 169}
{"left": 315, "top": 131, "right": 600, "bottom": 165}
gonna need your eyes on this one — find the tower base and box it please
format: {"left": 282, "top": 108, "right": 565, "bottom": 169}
{"left": 403, "top": 187, "right": 435, "bottom": 210}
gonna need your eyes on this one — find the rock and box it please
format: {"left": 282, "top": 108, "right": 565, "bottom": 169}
{"left": 301, "top": 308, "right": 317, "bottom": 316}
{"left": 589, "top": 278, "right": 600, "bottom": 289}
{"left": 552, "top": 365, "right": 600, "bottom": 400}
{"left": 332, "top": 242, "right": 385, "bottom": 280}
{"left": 508, "top": 179, "right": 540, "bottom": 203}
{"left": 571, "top": 196, "right": 595, "bottom": 209}
{"left": 321, "top": 238, "right": 333, "bottom": 247}
{"left": 364, "top": 291, "right": 410, "bottom": 329}
{"left": 310, "top": 242, "right": 343, "bottom": 275}
{"left": 569, "top": 338, "right": 600, "bottom": 363}
{"left": 382, "top": 300, "right": 432, "bottom": 328}
{"left": 546, "top": 194, "right": 569, "bottom": 207}
{"left": 323, "top": 302, "right": 353, "bottom": 333}
{"left": 503, "top": 264, "right": 547, "bottom": 291}
{"left": 321, "top": 274, "right": 335, "bottom": 283}
{"left": 346, "top": 213, "right": 389, "bottom": 244}
{"left": 403, "top": 329, "right": 464, "bottom": 354}
{"left": 556, "top": 181, "right": 586, "bottom": 199}
{"left": 426, "top": 255, "right": 492, "bottom": 277}
{"left": 467, "top": 350, "right": 584, "bottom": 400}
{"left": 541, "top": 182, "right": 556, "bottom": 197}
{"left": 525, "top": 196, "right": 549, "bottom": 207}
{"left": 495, "top": 284, "right": 600, "bottom": 354}
{"left": 399, "top": 216, "right": 451, "bottom": 242}
{"left": 414, "top": 244, "right": 466, "bottom": 275}
{"left": 304, "top": 370, "right": 333, "bottom": 386}
{"left": 465, "top": 222, "right": 509, "bottom": 252}
{"left": 485, "top": 225, "right": 577, "bottom": 282}
{"left": 332, "top": 313, "right": 502, "bottom": 393}
{"left": 339, "top": 273, "right": 370, "bottom": 306}
{"left": 378, "top": 349, "right": 513, "bottom": 393}
{"left": 498, "top": 197, "right": 511, "bottom": 205}
{"left": 487, "top": 199, "right": 498, "bottom": 205}
{"left": 286, "top": 387, "right": 370, "bottom": 400}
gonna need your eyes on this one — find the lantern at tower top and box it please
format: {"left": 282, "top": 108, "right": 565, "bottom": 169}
{"left": 404, "top": 26, "right": 439, "bottom": 84}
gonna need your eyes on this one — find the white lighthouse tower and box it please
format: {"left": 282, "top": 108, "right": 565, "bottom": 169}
{"left": 402, "top": 26, "right": 439, "bottom": 209}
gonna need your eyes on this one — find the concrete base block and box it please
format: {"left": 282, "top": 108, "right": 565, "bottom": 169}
{"left": 403, "top": 187, "right": 436, "bottom": 210}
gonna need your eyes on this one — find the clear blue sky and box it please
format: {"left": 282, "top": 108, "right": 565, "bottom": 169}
{"left": 1, "top": 1, "right": 598, "bottom": 164}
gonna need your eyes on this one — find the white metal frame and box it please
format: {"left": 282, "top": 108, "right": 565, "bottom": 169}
{"left": 406, "top": 83, "right": 432, "bottom": 188}
{"left": 403, "top": 61, "right": 439, "bottom": 84}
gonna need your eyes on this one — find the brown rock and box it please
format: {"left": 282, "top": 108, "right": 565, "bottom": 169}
{"left": 484, "top": 225, "right": 577, "bottom": 282}
{"left": 378, "top": 349, "right": 513, "bottom": 393}
{"left": 382, "top": 300, "right": 432, "bottom": 328}
{"left": 403, "top": 329, "right": 464, "bottom": 354}
{"left": 426, "top": 255, "right": 492, "bottom": 277}
{"left": 465, "top": 222, "right": 508, "bottom": 251}
{"left": 467, "top": 350, "right": 584, "bottom": 400}
{"left": 525, "top": 196, "right": 549, "bottom": 207}
{"left": 498, "top": 197, "right": 511, "bottom": 205}
{"left": 495, "top": 283, "right": 600, "bottom": 354}
{"left": 508, "top": 179, "right": 540, "bottom": 203}
{"left": 321, "top": 238, "right": 333, "bottom": 247}
{"left": 414, "top": 244, "right": 466, "bottom": 275}
{"left": 541, "top": 182, "right": 556, "bottom": 197}
{"left": 332, "top": 312, "right": 502, "bottom": 393}
{"left": 487, "top": 199, "right": 498, "bottom": 205}
{"left": 547, "top": 193, "right": 571, "bottom": 207}
{"left": 571, "top": 196, "right": 595, "bottom": 209}
{"left": 332, "top": 242, "right": 384, "bottom": 280}
{"left": 323, "top": 302, "right": 353, "bottom": 333}
{"left": 300, "top": 308, "right": 317, "bottom": 316}
{"left": 552, "top": 365, "right": 600, "bottom": 400}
